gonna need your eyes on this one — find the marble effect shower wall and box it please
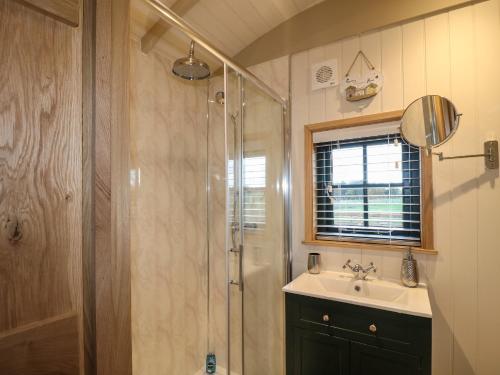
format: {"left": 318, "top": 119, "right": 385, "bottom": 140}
{"left": 129, "top": 36, "right": 209, "bottom": 375}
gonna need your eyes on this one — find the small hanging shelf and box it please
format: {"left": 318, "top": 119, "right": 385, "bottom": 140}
{"left": 341, "top": 51, "right": 383, "bottom": 102}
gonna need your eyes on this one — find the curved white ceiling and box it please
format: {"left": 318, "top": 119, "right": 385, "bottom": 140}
{"left": 180, "top": 0, "right": 324, "bottom": 57}
{"left": 132, "top": 0, "right": 324, "bottom": 68}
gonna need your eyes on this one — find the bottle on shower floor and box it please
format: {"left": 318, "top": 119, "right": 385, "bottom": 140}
{"left": 206, "top": 353, "right": 216, "bottom": 374}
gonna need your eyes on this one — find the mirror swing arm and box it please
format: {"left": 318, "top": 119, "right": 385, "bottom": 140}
{"left": 430, "top": 140, "right": 499, "bottom": 169}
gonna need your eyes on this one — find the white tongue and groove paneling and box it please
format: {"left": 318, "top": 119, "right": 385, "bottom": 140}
{"left": 448, "top": 6, "right": 478, "bottom": 375}
{"left": 324, "top": 41, "right": 343, "bottom": 120}
{"left": 380, "top": 26, "right": 403, "bottom": 112}
{"left": 360, "top": 32, "right": 382, "bottom": 115}
{"left": 289, "top": 1, "right": 500, "bottom": 374}
{"left": 424, "top": 12, "right": 454, "bottom": 375}
{"left": 474, "top": 1, "right": 500, "bottom": 373}
{"left": 402, "top": 20, "right": 426, "bottom": 107}
{"left": 340, "top": 36, "right": 362, "bottom": 117}
{"left": 307, "top": 47, "right": 326, "bottom": 123}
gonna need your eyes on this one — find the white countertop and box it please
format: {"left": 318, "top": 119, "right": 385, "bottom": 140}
{"left": 283, "top": 271, "right": 432, "bottom": 318}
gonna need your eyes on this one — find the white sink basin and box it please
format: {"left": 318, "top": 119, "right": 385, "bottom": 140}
{"left": 283, "top": 271, "right": 432, "bottom": 318}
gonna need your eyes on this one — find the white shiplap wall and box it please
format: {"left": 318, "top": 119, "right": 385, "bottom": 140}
{"left": 288, "top": 1, "right": 500, "bottom": 374}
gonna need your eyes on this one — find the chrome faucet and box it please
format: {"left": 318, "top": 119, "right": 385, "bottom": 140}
{"left": 342, "top": 259, "right": 377, "bottom": 280}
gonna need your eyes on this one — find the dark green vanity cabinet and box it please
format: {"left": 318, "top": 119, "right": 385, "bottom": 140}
{"left": 286, "top": 293, "right": 431, "bottom": 375}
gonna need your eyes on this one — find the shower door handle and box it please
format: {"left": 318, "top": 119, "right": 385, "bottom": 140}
{"left": 237, "top": 244, "right": 243, "bottom": 292}
{"left": 229, "top": 244, "right": 244, "bottom": 292}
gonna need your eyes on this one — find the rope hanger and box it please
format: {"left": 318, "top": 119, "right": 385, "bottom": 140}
{"left": 345, "top": 50, "right": 375, "bottom": 77}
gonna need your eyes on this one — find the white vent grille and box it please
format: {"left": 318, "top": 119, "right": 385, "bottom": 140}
{"left": 311, "top": 59, "right": 338, "bottom": 91}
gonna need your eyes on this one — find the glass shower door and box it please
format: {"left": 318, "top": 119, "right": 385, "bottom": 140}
{"left": 227, "top": 71, "right": 286, "bottom": 375}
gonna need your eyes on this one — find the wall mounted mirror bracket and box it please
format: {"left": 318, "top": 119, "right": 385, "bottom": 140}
{"left": 400, "top": 95, "right": 499, "bottom": 170}
{"left": 432, "top": 140, "right": 498, "bottom": 169}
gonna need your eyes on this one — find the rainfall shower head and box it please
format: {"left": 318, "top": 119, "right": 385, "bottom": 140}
{"left": 172, "top": 41, "right": 210, "bottom": 80}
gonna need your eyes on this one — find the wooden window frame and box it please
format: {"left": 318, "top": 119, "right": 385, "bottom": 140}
{"left": 304, "top": 110, "right": 436, "bottom": 255}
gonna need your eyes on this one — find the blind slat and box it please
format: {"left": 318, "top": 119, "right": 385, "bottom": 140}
{"left": 314, "top": 133, "right": 421, "bottom": 245}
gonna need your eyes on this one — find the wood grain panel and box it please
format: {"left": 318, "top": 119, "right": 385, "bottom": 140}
{"left": 82, "top": 0, "right": 96, "bottom": 373}
{"left": 302, "top": 240, "right": 437, "bottom": 255}
{"left": 307, "top": 110, "right": 404, "bottom": 132}
{"left": 0, "top": 313, "right": 80, "bottom": 375}
{"left": 303, "top": 125, "right": 313, "bottom": 242}
{"left": 0, "top": 0, "right": 82, "bottom": 332}
{"left": 14, "top": 0, "right": 80, "bottom": 26}
{"left": 95, "top": 0, "right": 132, "bottom": 374}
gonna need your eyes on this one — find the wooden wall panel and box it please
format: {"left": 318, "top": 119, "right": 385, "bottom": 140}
{"left": 82, "top": 0, "right": 96, "bottom": 373}
{"left": 0, "top": 0, "right": 82, "bottom": 332}
{"left": 95, "top": 0, "right": 132, "bottom": 374}
{"left": 13, "top": 0, "right": 80, "bottom": 26}
{"left": 0, "top": 1, "right": 88, "bottom": 373}
{"left": 0, "top": 313, "right": 80, "bottom": 375}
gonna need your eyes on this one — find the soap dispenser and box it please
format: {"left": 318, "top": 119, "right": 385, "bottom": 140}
{"left": 401, "top": 248, "right": 419, "bottom": 287}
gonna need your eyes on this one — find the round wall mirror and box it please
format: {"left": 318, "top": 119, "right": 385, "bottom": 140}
{"left": 400, "top": 95, "right": 460, "bottom": 148}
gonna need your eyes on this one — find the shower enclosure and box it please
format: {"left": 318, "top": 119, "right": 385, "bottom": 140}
{"left": 129, "top": 1, "right": 290, "bottom": 374}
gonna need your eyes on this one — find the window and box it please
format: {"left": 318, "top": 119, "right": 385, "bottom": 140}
{"left": 315, "top": 134, "right": 421, "bottom": 245}
{"left": 228, "top": 156, "right": 266, "bottom": 229}
{"left": 304, "top": 111, "right": 434, "bottom": 252}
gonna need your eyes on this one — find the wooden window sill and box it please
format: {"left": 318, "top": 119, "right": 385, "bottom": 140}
{"left": 302, "top": 239, "right": 438, "bottom": 255}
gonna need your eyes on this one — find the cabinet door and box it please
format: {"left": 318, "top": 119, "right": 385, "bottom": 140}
{"left": 350, "top": 341, "right": 421, "bottom": 375}
{"left": 291, "top": 327, "right": 349, "bottom": 375}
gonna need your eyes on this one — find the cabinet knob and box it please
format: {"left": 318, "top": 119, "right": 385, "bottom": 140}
{"left": 322, "top": 314, "right": 330, "bottom": 322}
{"left": 369, "top": 324, "right": 377, "bottom": 333}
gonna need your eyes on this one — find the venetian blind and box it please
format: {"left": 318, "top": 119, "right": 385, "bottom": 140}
{"left": 314, "top": 133, "right": 421, "bottom": 245}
